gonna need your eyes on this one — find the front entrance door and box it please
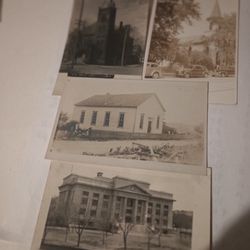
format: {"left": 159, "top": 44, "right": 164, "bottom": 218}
{"left": 147, "top": 121, "right": 152, "bottom": 133}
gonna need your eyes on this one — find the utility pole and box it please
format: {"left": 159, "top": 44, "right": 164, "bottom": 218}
{"left": 71, "top": 0, "right": 85, "bottom": 69}
{"left": 121, "top": 26, "right": 129, "bottom": 66}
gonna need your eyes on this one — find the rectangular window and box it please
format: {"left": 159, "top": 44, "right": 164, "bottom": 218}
{"left": 139, "top": 113, "right": 144, "bottom": 129}
{"left": 90, "top": 210, "right": 97, "bottom": 217}
{"left": 81, "top": 198, "right": 88, "bottom": 205}
{"left": 80, "top": 111, "right": 85, "bottom": 124}
{"left": 103, "top": 195, "right": 110, "bottom": 200}
{"left": 163, "top": 210, "right": 168, "bottom": 216}
{"left": 102, "top": 200, "right": 109, "bottom": 209}
{"left": 126, "top": 208, "right": 133, "bottom": 214}
{"left": 127, "top": 198, "right": 133, "bottom": 207}
{"left": 91, "top": 111, "right": 98, "bottom": 125}
{"left": 137, "top": 206, "right": 142, "bottom": 213}
{"left": 118, "top": 112, "right": 125, "bottom": 128}
{"left": 156, "top": 209, "right": 161, "bottom": 216}
{"left": 79, "top": 208, "right": 86, "bottom": 215}
{"left": 92, "top": 199, "right": 98, "bottom": 206}
{"left": 93, "top": 193, "right": 99, "bottom": 198}
{"left": 136, "top": 216, "right": 141, "bottom": 223}
{"left": 82, "top": 191, "right": 89, "bottom": 196}
{"left": 156, "top": 115, "right": 160, "bottom": 129}
{"left": 148, "top": 208, "right": 152, "bottom": 214}
{"left": 103, "top": 112, "right": 110, "bottom": 126}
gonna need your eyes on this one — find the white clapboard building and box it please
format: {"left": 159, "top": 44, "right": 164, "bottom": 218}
{"left": 72, "top": 93, "right": 166, "bottom": 134}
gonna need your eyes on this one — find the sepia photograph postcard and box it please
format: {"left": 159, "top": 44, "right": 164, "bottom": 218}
{"left": 144, "top": 0, "right": 239, "bottom": 104}
{"left": 31, "top": 161, "right": 211, "bottom": 250}
{"left": 47, "top": 78, "right": 208, "bottom": 175}
{"left": 59, "top": 0, "right": 152, "bottom": 78}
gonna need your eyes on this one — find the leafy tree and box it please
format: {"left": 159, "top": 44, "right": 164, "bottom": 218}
{"left": 57, "top": 112, "right": 69, "bottom": 130}
{"left": 149, "top": 0, "right": 200, "bottom": 62}
{"left": 209, "top": 13, "right": 236, "bottom": 66}
{"left": 62, "top": 19, "right": 89, "bottom": 64}
{"left": 174, "top": 49, "right": 190, "bottom": 67}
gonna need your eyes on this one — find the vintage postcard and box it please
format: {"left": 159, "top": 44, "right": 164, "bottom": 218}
{"left": 144, "top": 0, "right": 239, "bottom": 104}
{"left": 31, "top": 161, "right": 211, "bottom": 250}
{"left": 47, "top": 78, "right": 208, "bottom": 175}
{"left": 59, "top": 0, "right": 151, "bottom": 78}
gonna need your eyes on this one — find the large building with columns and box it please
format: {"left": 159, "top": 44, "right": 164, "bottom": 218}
{"left": 57, "top": 172, "right": 174, "bottom": 231}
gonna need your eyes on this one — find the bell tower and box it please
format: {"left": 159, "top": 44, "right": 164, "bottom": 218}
{"left": 97, "top": 0, "right": 116, "bottom": 28}
{"left": 207, "top": 0, "right": 222, "bottom": 31}
{"left": 94, "top": 0, "right": 116, "bottom": 64}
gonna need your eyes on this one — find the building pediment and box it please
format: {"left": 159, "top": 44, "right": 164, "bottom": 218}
{"left": 116, "top": 184, "right": 151, "bottom": 196}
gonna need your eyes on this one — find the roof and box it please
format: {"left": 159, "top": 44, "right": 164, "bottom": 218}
{"left": 113, "top": 176, "right": 150, "bottom": 186}
{"left": 75, "top": 93, "right": 165, "bottom": 110}
{"left": 209, "top": 0, "right": 222, "bottom": 19}
{"left": 149, "top": 190, "right": 174, "bottom": 200}
{"left": 61, "top": 174, "right": 173, "bottom": 200}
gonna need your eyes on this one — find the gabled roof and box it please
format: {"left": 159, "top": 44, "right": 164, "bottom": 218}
{"left": 75, "top": 93, "right": 165, "bottom": 110}
{"left": 113, "top": 176, "right": 150, "bottom": 186}
{"left": 116, "top": 184, "right": 151, "bottom": 196}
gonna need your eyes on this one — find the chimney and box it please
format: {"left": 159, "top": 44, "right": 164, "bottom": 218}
{"left": 97, "top": 172, "right": 103, "bottom": 177}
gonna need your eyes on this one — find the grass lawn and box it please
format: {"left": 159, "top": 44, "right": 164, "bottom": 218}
{"left": 41, "top": 227, "right": 191, "bottom": 250}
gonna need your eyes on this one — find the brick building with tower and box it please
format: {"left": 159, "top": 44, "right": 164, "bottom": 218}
{"left": 62, "top": 0, "right": 141, "bottom": 66}
{"left": 56, "top": 172, "right": 174, "bottom": 232}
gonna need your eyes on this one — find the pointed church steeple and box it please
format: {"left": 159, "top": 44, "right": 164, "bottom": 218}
{"left": 207, "top": 0, "right": 222, "bottom": 30}
{"left": 209, "top": 0, "right": 222, "bottom": 19}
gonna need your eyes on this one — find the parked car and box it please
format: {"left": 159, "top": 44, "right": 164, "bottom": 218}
{"left": 145, "top": 62, "right": 162, "bottom": 79}
{"left": 176, "top": 65, "right": 208, "bottom": 78}
{"left": 216, "top": 66, "right": 235, "bottom": 77}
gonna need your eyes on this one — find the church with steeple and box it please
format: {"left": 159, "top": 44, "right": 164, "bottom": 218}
{"left": 207, "top": 0, "right": 222, "bottom": 31}
{"left": 179, "top": 0, "right": 236, "bottom": 71}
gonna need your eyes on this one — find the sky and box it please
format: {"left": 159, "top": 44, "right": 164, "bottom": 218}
{"left": 70, "top": 0, "right": 150, "bottom": 42}
{"left": 177, "top": 0, "right": 238, "bottom": 39}
{"left": 45, "top": 161, "right": 210, "bottom": 212}
{"left": 58, "top": 78, "right": 207, "bottom": 127}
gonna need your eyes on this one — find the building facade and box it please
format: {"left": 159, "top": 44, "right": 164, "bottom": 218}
{"left": 56, "top": 172, "right": 174, "bottom": 231}
{"left": 72, "top": 93, "right": 165, "bottom": 135}
{"left": 62, "top": 0, "right": 140, "bottom": 66}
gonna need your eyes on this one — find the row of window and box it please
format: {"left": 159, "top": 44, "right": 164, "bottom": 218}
{"left": 80, "top": 110, "right": 125, "bottom": 128}
{"left": 80, "top": 111, "right": 161, "bottom": 130}
{"left": 82, "top": 191, "right": 109, "bottom": 200}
